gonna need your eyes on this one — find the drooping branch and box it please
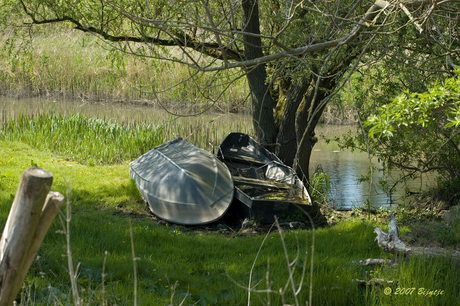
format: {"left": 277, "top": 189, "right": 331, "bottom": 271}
{"left": 384, "top": 129, "right": 460, "bottom": 175}
{"left": 388, "top": 158, "right": 447, "bottom": 173}
{"left": 18, "top": 0, "right": 457, "bottom": 75}
{"left": 441, "top": 131, "right": 460, "bottom": 161}
{"left": 20, "top": 0, "right": 446, "bottom": 72}
{"left": 19, "top": 0, "right": 244, "bottom": 62}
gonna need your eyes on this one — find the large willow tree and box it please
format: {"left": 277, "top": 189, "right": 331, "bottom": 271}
{"left": 5, "top": 0, "right": 459, "bottom": 182}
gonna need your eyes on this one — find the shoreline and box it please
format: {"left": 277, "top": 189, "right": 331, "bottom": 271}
{"left": 0, "top": 91, "right": 252, "bottom": 116}
{"left": 0, "top": 91, "right": 357, "bottom": 124}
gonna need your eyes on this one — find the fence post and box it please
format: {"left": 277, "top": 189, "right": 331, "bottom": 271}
{"left": 0, "top": 168, "right": 64, "bottom": 306}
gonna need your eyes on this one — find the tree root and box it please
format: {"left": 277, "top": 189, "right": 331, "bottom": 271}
{"left": 374, "top": 214, "right": 410, "bottom": 255}
{"left": 374, "top": 213, "right": 460, "bottom": 261}
{"left": 360, "top": 258, "right": 397, "bottom": 266}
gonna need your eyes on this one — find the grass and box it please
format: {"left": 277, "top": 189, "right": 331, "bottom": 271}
{"left": 0, "top": 109, "right": 252, "bottom": 164}
{"left": 404, "top": 218, "right": 460, "bottom": 248}
{"left": 0, "top": 27, "right": 249, "bottom": 112}
{"left": 1, "top": 117, "right": 460, "bottom": 305}
{"left": 0, "top": 112, "right": 163, "bottom": 165}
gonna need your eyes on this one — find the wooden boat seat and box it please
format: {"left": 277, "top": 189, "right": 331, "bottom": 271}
{"left": 237, "top": 167, "right": 262, "bottom": 180}
{"left": 221, "top": 155, "right": 268, "bottom": 167}
{"left": 232, "top": 176, "right": 294, "bottom": 190}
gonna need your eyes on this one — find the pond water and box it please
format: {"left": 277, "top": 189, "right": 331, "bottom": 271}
{"left": 1, "top": 97, "right": 437, "bottom": 210}
{"left": 0, "top": 97, "right": 246, "bottom": 126}
{"left": 310, "top": 125, "right": 438, "bottom": 210}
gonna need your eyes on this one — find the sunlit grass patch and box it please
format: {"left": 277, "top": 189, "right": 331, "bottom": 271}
{"left": 0, "top": 141, "right": 142, "bottom": 214}
{"left": 0, "top": 112, "right": 163, "bottom": 165}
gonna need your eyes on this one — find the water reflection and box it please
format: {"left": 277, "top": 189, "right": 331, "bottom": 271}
{"left": 0, "top": 97, "right": 214, "bottom": 124}
{"left": 310, "top": 125, "right": 437, "bottom": 210}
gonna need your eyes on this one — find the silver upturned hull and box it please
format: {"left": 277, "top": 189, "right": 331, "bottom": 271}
{"left": 129, "top": 138, "right": 234, "bottom": 225}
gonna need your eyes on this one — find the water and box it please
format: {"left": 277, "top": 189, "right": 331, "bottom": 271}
{"left": 1, "top": 97, "right": 437, "bottom": 210}
{"left": 309, "top": 125, "right": 437, "bottom": 210}
{"left": 0, "top": 97, "right": 238, "bottom": 125}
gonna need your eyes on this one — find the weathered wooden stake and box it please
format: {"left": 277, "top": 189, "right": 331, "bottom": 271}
{"left": 0, "top": 168, "right": 64, "bottom": 306}
{"left": 14, "top": 192, "right": 64, "bottom": 299}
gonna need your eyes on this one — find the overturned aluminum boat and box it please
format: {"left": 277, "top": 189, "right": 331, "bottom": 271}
{"left": 129, "top": 138, "right": 234, "bottom": 225}
{"left": 217, "top": 132, "right": 312, "bottom": 222}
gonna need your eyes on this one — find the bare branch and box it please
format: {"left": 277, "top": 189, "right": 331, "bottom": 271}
{"left": 19, "top": 0, "right": 457, "bottom": 74}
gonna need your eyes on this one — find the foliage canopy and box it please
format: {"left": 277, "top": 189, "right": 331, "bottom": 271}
{"left": 360, "top": 70, "right": 460, "bottom": 199}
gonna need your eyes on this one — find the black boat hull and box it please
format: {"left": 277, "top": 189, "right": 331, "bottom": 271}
{"left": 217, "top": 132, "right": 312, "bottom": 223}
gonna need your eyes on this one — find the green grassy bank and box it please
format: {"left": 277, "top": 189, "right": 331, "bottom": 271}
{"left": 1, "top": 114, "right": 459, "bottom": 305}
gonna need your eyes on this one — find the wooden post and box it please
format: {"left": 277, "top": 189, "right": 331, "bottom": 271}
{"left": 0, "top": 168, "right": 64, "bottom": 306}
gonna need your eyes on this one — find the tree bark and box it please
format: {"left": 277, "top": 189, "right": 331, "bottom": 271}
{"left": 293, "top": 79, "right": 322, "bottom": 181}
{"left": 14, "top": 191, "right": 64, "bottom": 298}
{"left": 292, "top": 51, "right": 359, "bottom": 182}
{"left": 276, "top": 77, "right": 312, "bottom": 166}
{"left": 242, "top": 0, "right": 277, "bottom": 148}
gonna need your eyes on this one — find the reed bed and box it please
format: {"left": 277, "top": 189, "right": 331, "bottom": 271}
{"left": 0, "top": 108, "right": 252, "bottom": 165}
{"left": 0, "top": 112, "right": 163, "bottom": 165}
{"left": 0, "top": 28, "right": 249, "bottom": 112}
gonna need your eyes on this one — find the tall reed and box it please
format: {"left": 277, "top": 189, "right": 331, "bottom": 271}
{"left": 0, "top": 110, "right": 252, "bottom": 164}
{"left": 0, "top": 112, "right": 163, "bottom": 165}
{"left": 0, "top": 28, "right": 249, "bottom": 112}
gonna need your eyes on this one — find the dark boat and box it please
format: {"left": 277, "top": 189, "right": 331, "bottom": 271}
{"left": 129, "top": 138, "right": 234, "bottom": 225}
{"left": 217, "top": 132, "right": 312, "bottom": 222}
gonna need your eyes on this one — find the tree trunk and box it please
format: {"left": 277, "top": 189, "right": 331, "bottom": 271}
{"left": 276, "top": 77, "right": 312, "bottom": 166}
{"left": 242, "top": 0, "right": 276, "bottom": 148}
{"left": 293, "top": 77, "right": 340, "bottom": 182}
{"left": 293, "top": 51, "right": 359, "bottom": 182}
{"left": 291, "top": 76, "right": 321, "bottom": 182}
{"left": 240, "top": 3, "right": 359, "bottom": 183}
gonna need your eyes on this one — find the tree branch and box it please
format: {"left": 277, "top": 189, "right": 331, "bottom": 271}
{"left": 19, "top": 0, "right": 456, "bottom": 72}
{"left": 19, "top": 0, "right": 244, "bottom": 62}
{"left": 388, "top": 158, "right": 447, "bottom": 173}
